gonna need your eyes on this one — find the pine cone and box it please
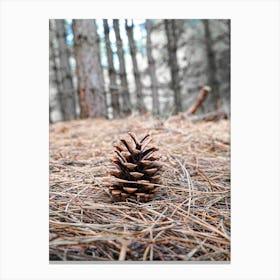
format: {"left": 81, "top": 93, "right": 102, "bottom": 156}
{"left": 108, "top": 132, "right": 162, "bottom": 202}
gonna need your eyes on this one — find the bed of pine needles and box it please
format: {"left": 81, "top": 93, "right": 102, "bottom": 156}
{"left": 49, "top": 114, "right": 230, "bottom": 262}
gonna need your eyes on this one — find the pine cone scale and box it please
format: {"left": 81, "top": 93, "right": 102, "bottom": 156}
{"left": 123, "top": 187, "right": 138, "bottom": 193}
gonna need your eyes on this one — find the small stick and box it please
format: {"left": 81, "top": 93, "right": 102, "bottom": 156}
{"left": 187, "top": 86, "right": 211, "bottom": 115}
{"left": 119, "top": 239, "right": 130, "bottom": 261}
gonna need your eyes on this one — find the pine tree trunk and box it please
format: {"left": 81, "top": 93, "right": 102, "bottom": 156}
{"left": 55, "top": 19, "right": 76, "bottom": 120}
{"left": 125, "top": 20, "right": 146, "bottom": 114}
{"left": 73, "top": 19, "right": 107, "bottom": 118}
{"left": 93, "top": 20, "right": 108, "bottom": 115}
{"left": 103, "top": 19, "right": 120, "bottom": 118}
{"left": 164, "top": 20, "right": 182, "bottom": 114}
{"left": 113, "top": 19, "right": 131, "bottom": 116}
{"left": 202, "top": 19, "right": 220, "bottom": 110}
{"left": 145, "top": 19, "right": 160, "bottom": 116}
{"left": 49, "top": 20, "right": 65, "bottom": 121}
{"left": 227, "top": 20, "right": 231, "bottom": 110}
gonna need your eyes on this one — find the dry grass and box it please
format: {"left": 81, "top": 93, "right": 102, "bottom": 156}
{"left": 49, "top": 115, "right": 230, "bottom": 261}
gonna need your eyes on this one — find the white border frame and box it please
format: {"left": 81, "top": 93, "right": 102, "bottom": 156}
{"left": 1, "top": 0, "right": 279, "bottom": 279}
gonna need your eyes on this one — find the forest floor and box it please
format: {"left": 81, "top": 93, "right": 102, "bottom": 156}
{"left": 49, "top": 114, "right": 230, "bottom": 262}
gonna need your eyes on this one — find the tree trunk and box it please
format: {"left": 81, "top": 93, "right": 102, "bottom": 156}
{"left": 145, "top": 19, "right": 160, "bottom": 116}
{"left": 92, "top": 20, "right": 108, "bottom": 115}
{"left": 73, "top": 19, "right": 107, "bottom": 118}
{"left": 164, "top": 20, "right": 182, "bottom": 114}
{"left": 125, "top": 20, "right": 146, "bottom": 114}
{"left": 227, "top": 19, "right": 231, "bottom": 111}
{"left": 113, "top": 19, "right": 131, "bottom": 116}
{"left": 202, "top": 19, "right": 220, "bottom": 110}
{"left": 103, "top": 19, "right": 120, "bottom": 118}
{"left": 55, "top": 19, "right": 76, "bottom": 120}
{"left": 49, "top": 20, "right": 65, "bottom": 121}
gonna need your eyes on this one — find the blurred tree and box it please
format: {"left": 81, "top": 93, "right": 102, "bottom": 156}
{"left": 145, "top": 19, "right": 159, "bottom": 116}
{"left": 103, "top": 19, "right": 120, "bottom": 118}
{"left": 125, "top": 20, "right": 146, "bottom": 114}
{"left": 92, "top": 20, "right": 108, "bottom": 113}
{"left": 113, "top": 19, "right": 131, "bottom": 116}
{"left": 55, "top": 19, "right": 76, "bottom": 120}
{"left": 217, "top": 19, "right": 230, "bottom": 111}
{"left": 202, "top": 19, "right": 220, "bottom": 110}
{"left": 49, "top": 20, "right": 65, "bottom": 121}
{"left": 227, "top": 20, "right": 230, "bottom": 110}
{"left": 164, "top": 20, "right": 182, "bottom": 114}
{"left": 73, "top": 19, "right": 107, "bottom": 118}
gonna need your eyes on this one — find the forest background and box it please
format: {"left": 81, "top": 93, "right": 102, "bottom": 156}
{"left": 49, "top": 19, "right": 230, "bottom": 121}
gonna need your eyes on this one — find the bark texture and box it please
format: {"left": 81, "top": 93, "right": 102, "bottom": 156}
{"left": 164, "top": 20, "right": 182, "bottom": 114}
{"left": 73, "top": 19, "right": 107, "bottom": 118}
{"left": 125, "top": 20, "right": 146, "bottom": 114}
{"left": 113, "top": 19, "right": 131, "bottom": 116}
{"left": 145, "top": 19, "right": 159, "bottom": 116}
{"left": 103, "top": 20, "right": 120, "bottom": 118}
{"left": 55, "top": 19, "right": 76, "bottom": 120}
{"left": 202, "top": 19, "right": 220, "bottom": 110}
{"left": 49, "top": 20, "right": 65, "bottom": 121}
